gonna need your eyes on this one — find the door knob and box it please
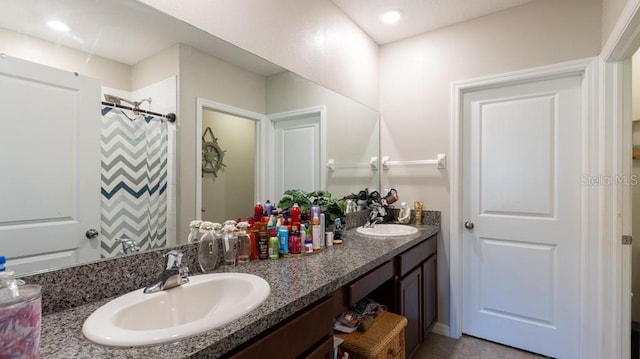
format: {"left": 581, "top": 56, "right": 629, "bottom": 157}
{"left": 464, "top": 221, "right": 474, "bottom": 230}
{"left": 85, "top": 229, "right": 99, "bottom": 239}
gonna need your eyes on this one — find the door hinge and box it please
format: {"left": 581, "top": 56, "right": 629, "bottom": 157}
{"left": 622, "top": 235, "right": 632, "bottom": 245}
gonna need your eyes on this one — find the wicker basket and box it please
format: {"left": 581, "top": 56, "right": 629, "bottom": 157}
{"left": 336, "top": 311, "right": 408, "bottom": 359}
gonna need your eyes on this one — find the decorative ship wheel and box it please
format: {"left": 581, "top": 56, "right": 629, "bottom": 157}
{"left": 202, "top": 127, "right": 226, "bottom": 177}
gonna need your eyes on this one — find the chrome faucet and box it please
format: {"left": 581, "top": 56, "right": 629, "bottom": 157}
{"left": 144, "top": 250, "right": 190, "bottom": 294}
{"left": 117, "top": 234, "right": 140, "bottom": 254}
{"left": 363, "top": 203, "right": 386, "bottom": 228}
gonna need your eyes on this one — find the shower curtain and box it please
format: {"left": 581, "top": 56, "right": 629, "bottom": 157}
{"left": 100, "top": 107, "right": 168, "bottom": 258}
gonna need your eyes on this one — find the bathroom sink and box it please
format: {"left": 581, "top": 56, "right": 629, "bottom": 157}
{"left": 82, "top": 272, "right": 270, "bottom": 347}
{"left": 356, "top": 224, "right": 418, "bottom": 237}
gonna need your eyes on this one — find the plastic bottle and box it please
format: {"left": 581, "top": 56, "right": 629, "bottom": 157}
{"left": 289, "top": 224, "right": 301, "bottom": 255}
{"left": 263, "top": 200, "right": 273, "bottom": 217}
{"left": 304, "top": 225, "right": 313, "bottom": 253}
{"left": 254, "top": 202, "right": 264, "bottom": 222}
{"left": 290, "top": 203, "right": 301, "bottom": 224}
{"left": 312, "top": 212, "right": 322, "bottom": 251}
{"left": 258, "top": 223, "right": 269, "bottom": 260}
{"left": 268, "top": 228, "right": 279, "bottom": 260}
{"left": 278, "top": 226, "right": 289, "bottom": 256}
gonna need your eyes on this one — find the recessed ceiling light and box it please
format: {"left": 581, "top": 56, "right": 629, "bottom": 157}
{"left": 380, "top": 10, "right": 402, "bottom": 24}
{"left": 47, "top": 20, "right": 70, "bottom": 32}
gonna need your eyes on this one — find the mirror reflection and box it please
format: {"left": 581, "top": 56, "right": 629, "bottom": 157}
{"left": 0, "top": 0, "right": 380, "bottom": 275}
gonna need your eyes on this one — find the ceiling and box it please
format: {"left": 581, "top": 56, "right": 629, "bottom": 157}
{"left": 331, "top": 0, "right": 536, "bottom": 44}
{"left": 0, "top": 0, "right": 536, "bottom": 71}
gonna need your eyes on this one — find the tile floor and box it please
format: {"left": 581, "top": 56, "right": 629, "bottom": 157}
{"left": 414, "top": 333, "right": 548, "bottom": 359}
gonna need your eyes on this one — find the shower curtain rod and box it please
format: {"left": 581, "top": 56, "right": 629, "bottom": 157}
{"left": 101, "top": 101, "right": 177, "bottom": 123}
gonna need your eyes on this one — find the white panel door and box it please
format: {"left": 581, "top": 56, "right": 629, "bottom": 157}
{"left": 274, "top": 115, "right": 320, "bottom": 197}
{"left": 462, "top": 75, "right": 582, "bottom": 358}
{"left": 0, "top": 56, "right": 101, "bottom": 274}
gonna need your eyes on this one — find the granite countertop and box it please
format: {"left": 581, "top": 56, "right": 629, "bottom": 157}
{"left": 38, "top": 225, "right": 439, "bottom": 358}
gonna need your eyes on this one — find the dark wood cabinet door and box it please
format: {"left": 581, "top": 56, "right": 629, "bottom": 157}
{"left": 399, "top": 266, "right": 422, "bottom": 358}
{"left": 303, "top": 335, "right": 334, "bottom": 359}
{"left": 422, "top": 254, "right": 437, "bottom": 337}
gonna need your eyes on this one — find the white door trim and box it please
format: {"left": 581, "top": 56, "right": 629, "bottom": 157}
{"left": 266, "top": 106, "right": 326, "bottom": 201}
{"left": 195, "top": 98, "right": 267, "bottom": 220}
{"left": 450, "top": 57, "right": 602, "bottom": 357}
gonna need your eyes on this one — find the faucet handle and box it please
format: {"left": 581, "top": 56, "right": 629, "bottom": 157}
{"left": 164, "top": 250, "right": 184, "bottom": 270}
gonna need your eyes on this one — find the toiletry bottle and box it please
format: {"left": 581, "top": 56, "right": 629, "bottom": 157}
{"left": 278, "top": 226, "right": 289, "bottom": 256}
{"left": 289, "top": 224, "right": 301, "bottom": 254}
{"left": 312, "top": 211, "right": 321, "bottom": 251}
{"left": 319, "top": 213, "right": 326, "bottom": 249}
{"left": 254, "top": 202, "right": 264, "bottom": 222}
{"left": 198, "top": 221, "right": 219, "bottom": 272}
{"left": 414, "top": 201, "right": 423, "bottom": 225}
{"left": 236, "top": 222, "right": 251, "bottom": 264}
{"left": 264, "top": 200, "right": 273, "bottom": 217}
{"left": 268, "top": 228, "right": 279, "bottom": 260}
{"left": 258, "top": 223, "right": 269, "bottom": 260}
{"left": 304, "top": 224, "right": 313, "bottom": 253}
{"left": 290, "top": 203, "right": 301, "bottom": 224}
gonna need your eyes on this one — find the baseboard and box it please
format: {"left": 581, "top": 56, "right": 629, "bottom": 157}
{"left": 430, "top": 322, "right": 451, "bottom": 337}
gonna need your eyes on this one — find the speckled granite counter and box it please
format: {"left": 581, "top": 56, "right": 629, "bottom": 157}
{"left": 38, "top": 225, "right": 439, "bottom": 358}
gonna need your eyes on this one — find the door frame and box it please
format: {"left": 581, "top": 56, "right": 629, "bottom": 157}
{"left": 450, "top": 57, "right": 603, "bottom": 356}
{"left": 195, "top": 98, "right": 267, "bottom": 220}
{"left": 266, "top": 105, "right": 326, "bottom": 201}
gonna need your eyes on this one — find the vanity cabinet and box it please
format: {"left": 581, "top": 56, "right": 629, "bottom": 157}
{"left": 226, "top": 296, "right": 334, "bottom": 359}
{"left": 396, "top": 234, "right": 437, "bottom": 357}
{"left": 224, "top": 233, "right": 437, "bottom": 359}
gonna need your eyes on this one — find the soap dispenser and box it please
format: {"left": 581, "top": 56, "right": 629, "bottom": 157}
{"left": 398, "top": 202, "right": 411, "bottom": 224}
{"left": 198, "top": 221, "right": 220, "bottom": 272}
{"left": 188, "top": 220, "right": 203, "bottom": 243}
{"left": 222, "top": 220, "right": 238, "bottom": 266}
{"left": 236, "top": 221, "right": 251, "bottom": 264}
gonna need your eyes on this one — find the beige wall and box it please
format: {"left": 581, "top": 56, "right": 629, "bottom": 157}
{"left": 603, "top": 0, "right": 631, "bottom": 47}
{"left": 131, "top": 44, "right": 179, "bottom": 91}
{"left": 139, "top": 0, "right": 379, "bottom": 110}
{"left": 202, "top": 110, "right": 256, "bottom": 223}
{"left": 378, "top": 0, "right": 602, "bottom": 329}
{"left": 178, "top": 44, "right": 266, "bottom": 239}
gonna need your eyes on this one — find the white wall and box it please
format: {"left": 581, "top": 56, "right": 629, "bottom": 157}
{"left": 379, "top": 0, "right": 602, "bottom": 330}
{"left": 139, "top": 0, "right": 379, "bottom": 110}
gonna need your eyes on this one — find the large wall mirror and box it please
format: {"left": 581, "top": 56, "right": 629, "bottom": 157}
{"left": 0, "top": 0, "right": 380, "bottom": 275}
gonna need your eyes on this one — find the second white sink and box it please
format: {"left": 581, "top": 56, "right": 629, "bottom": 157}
{"left": 82, "top": 272, "right": 270, "bottom": 347}
{"left": 356, "top": 224, "right": 418, "bottom": 237}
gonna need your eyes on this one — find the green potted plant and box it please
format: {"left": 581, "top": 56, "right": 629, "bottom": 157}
{"left": 277, "top": 189, "right": 345, "bottom": 226}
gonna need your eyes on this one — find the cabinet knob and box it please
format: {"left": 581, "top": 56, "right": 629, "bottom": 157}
{"left": 388, "top": 347, "right": 400, "bottom": 357}
{"left": 464, "top": 221, "right": 474, "bottom": 230}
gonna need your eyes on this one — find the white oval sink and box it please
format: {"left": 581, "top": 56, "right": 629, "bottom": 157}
{"left": 82, "top": 272, "right": 270, "bottom": 347}
{"left": 356, "top": 224, "right": 418, "bottom": 237}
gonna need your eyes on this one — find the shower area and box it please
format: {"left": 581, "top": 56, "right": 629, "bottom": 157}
{"left": 99, "top": 77, "right": 177, "bottom": 258}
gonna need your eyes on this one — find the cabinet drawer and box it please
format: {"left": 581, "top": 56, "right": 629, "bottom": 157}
{"left": 398, "top": 235, "right": 436, "bottom": 277}
{"left": 348, "top": 260, "right": 394, "bottom": 306}
{"left": 228, "top": 296, "right": 333, "bottom": 359}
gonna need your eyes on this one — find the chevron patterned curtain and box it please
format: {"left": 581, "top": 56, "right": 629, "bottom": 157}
{"left": 100, "top": 108, "right": 168, "bottom": 258}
